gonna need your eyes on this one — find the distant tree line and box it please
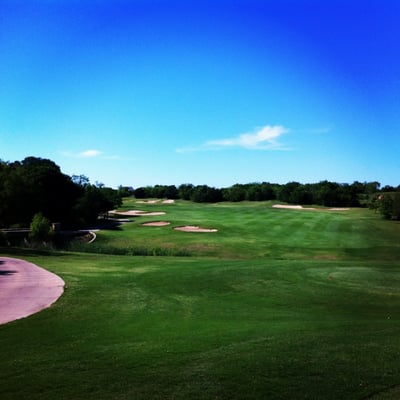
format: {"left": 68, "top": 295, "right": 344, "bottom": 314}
{"left": 134, "top": 181, "right": 400, "bottom": 220}
{"left": 1, "top": 157, "right": 399, "bottom": 231}
{"left": 0, "top": 157, "right": 123, "bottom": 229}
{"left": 134, "top": 181, "right": 388, "bottom": 207}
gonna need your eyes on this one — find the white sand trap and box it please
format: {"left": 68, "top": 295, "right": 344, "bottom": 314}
{"left": 273, "top": 204, "right": 303, "bottom": 209}
{"left": 174, "top": 225, "right": 218, "bottom": 233}
{"left": 135, "top": 211, "right": 166, "bottom": 216}
{"left": 162, "top": 199, "right": 175, "bottom": 204}
{"left": 141, "top": 221, "right": 171, "bottom": 227}
{"left": 136, "top": 199, "right": 175, "bottom": 204}
{"left": 0, "top": 257, "right": 65, "bottom": 325}
{"left": 272, "top": 204, "right": 315, "bottom": 210}
{"left": 136, "top": 200, "right": 159, "bottom": 204}
{"left": 111, "top": 210, "right": 166, "bottom": 217}
{"left": 272, "top": 204, "right": 350, "bottom": 211}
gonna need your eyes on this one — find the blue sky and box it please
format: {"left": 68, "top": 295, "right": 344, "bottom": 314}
{"left": 1, "top": 0, "right": 399, "bottom": 188}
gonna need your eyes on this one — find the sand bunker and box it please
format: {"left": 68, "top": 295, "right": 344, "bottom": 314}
{"left": 272, "top": 204, "right": 350, "bottom": 211}
{"left": 136, "top": 200, "right": 159, "bottom": 204}
{"left": 272, "top": 204, "right": 315, "bottom": 210}
{"left": 162, "top": 199, "right": 175, "bottom": 204}
{"left": 136, "top": 199, "right": 175, "bottom": 204}
{"left": 111, "top": 210, "right": 166, "bottom": 217}
{"left": 141, "top": 221, "right": 171, "bottom": 227}
{"left": 174, "top": 225, "right": 218, "bottom": 233}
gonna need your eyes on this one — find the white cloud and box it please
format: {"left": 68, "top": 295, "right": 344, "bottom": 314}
{"left": 177, "top": 125, "right": 289, "bottom": 153}
{"left": 60, "top": 149, "right": 134, "bottom": 162}
{"left": 78, "top": 149, "right": 102, "bottom": 158}
{"left": 207, "top": 125, "right": 288, "bottom": 149}
{"left": 61, "top": 149, "right": 103, "bottom": 158}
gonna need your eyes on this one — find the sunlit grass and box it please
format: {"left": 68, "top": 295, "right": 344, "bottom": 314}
{"left": 1, "top": 201, "right": 400, "bottom": 399}
{"left": 97, "top": 201, "right": 400, "bottom": 260}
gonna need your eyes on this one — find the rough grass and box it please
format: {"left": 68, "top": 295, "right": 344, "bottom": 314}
{"left": 1, "top": 201, "right": 400, "bottom": 399}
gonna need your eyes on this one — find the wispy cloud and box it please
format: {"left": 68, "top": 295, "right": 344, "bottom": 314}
{"left": 61, "top": 149, "right": 103, "bottom": 158}
{"left": 177, "top": 125, "right": 289, "bottom": 153}
{"left": 61, "top": 149, "right": 133, "bottom": 162}
{"left": 78, "top": 149, "right": 102, "bottom": 158}
{"left": 207, "top": 125, "right": 288, "bottom": 149}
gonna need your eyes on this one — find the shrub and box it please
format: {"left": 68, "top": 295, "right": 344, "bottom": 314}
{"left": 377, "top": 192, "right": 400, "bottom": 220}
{"left": 29, "top": 212, "right": 53, "bottom": 242}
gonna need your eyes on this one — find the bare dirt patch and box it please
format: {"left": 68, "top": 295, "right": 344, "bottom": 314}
{"left": 174, "top": 225, "right": 218, "bottom": 233}
{"left": 328, "top": 208, "right": 350, "bottom": 211}
{"left": 141, "top": 221, "right": 171, "bottom": 227}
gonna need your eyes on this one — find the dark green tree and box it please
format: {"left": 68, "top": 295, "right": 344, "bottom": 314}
{"left": 74, "top": 184, "right": 122, "bottom": 226}
{"left": 378, "top": 192, "right": 400, "bottom": 220}
{"left": 191, "top": 185, "right": 223, "bottom": 203}
{"left": 393, "top": 192, "right": 400, "bottom": 219}
{"left": 118, "top": 186, "right": 134, "bottom": 197}
{"left": 178, "top": 184, "right": 194, "bottom": 200}
{"left": 222, "top": 184, "right": 247, "bottom": 202}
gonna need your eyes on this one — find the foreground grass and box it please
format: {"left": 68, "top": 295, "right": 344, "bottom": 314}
{"left": 1, "top": 202, "right": 400, "bottom": 399}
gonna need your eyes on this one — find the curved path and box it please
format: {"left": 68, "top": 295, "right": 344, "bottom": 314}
{"left": 0, "top": 257, "right": 65, "bottom": 325}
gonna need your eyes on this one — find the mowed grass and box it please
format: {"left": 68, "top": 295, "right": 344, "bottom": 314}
{"left": 97, "top": 200, "right": 400, "bottom": 260}
{"left": 1, "top": 201, "right": 400, "bottom": 399}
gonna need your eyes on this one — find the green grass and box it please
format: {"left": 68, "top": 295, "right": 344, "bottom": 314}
{"left": 1, "top": 201, "right": 400, "bottom": 399}
{"left": 94, "top": 201, "right": 400, "bottom": 260}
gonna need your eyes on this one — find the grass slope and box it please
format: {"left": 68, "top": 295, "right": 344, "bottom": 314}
{"left": 1, "top": 201, "right": 400, "bottom": 399}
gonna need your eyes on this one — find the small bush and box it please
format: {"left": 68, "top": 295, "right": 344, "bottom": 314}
{"left": 29, "top": 213, "right": 53, "bottom": 243}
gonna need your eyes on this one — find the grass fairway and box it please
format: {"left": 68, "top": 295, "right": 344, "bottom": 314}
{"left": 1, "top": 201, "right": 400, "bottom": 399}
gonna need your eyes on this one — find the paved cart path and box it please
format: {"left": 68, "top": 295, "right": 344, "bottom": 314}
{"left": 0, "top": 257, "right": 64, "bottom": 325}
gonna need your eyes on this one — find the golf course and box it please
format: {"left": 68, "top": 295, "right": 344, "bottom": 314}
{"left": 1, "top": 199, "right": 400, "bottom": 399}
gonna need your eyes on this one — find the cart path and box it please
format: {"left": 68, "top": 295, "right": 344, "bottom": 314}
{"left": 0, "top": 257, "right": 65, "bottom": 325}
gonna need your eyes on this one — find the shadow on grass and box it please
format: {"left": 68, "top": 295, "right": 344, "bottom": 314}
{"left": 90, "top": 219, "right": 124, "bottom": 231}
{"left": 67, "top": 241, "right": 192, "bottom": 257}
{"left": 344, "top": 246, "right": 400, "bottom": 261}
{"left": 0, "top": 246, "right": 68, "bottom": 258}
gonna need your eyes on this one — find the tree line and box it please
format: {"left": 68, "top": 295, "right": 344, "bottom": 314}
{"left": 134, "top": 181, "right": 383, "bottom": 206}
{"left": 0, "top": 157, "right": 123, "bottom": 229}
{"left": 134, "top": 181, "right": 400, "bottom": 220}
{"left": 1, "top": 157, "right": 399, "bottom": 231}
